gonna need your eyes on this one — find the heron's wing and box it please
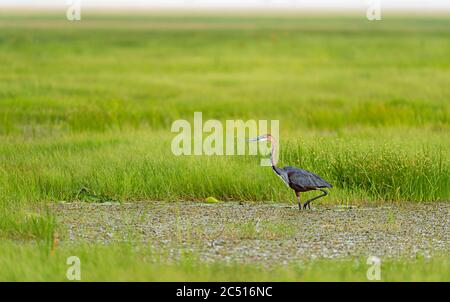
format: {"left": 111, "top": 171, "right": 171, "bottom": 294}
{"left": 285, "top": 166, "right": 332, "bottom": 189}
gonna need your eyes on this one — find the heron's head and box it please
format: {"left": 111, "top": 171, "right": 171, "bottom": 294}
{"left": 247, "top": 134, "right": 273, "bottom": 142}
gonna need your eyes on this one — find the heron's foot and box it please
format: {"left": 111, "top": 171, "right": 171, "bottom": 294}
{"left": 303, "top": 203, "right": 311, "bottom": 210}
{"left": 298, "top": 203, "right": 302, "bottom": 211}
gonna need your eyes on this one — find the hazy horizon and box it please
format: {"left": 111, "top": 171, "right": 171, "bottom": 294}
{"left": 1, "top": 0, "right": 450, "bottom": 12}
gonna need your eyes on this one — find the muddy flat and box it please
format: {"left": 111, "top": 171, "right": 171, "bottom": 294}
{"left": 53, "top": 202, "right": 449, "bottom": 264}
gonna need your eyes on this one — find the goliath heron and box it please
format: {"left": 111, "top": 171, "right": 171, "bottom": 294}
{"left": 248, "top": 134, "right": 332, "bottom": 210}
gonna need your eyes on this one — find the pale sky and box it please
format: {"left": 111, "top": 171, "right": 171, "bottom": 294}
{"left": 1, "top": 0, "right": 449, "bottom": 11}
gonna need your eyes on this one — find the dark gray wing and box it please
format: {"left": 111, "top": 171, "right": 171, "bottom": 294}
{"left": 284, "top": 166, "right": 332, "bottom": 189}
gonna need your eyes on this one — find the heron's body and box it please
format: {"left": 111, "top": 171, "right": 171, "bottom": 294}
{"left": 250, "top": 134, "right": 332, "bottom": 210}
{"left": 273, "top": 166, "right": 332, "bottom": 192}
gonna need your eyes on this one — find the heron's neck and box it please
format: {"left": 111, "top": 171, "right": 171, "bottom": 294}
{"left": 269, "top": 138, "right": 278, "bottom": 170}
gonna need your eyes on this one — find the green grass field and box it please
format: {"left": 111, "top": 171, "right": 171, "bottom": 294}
{"left": 1, "top": 241, "right": 448, "bottom": 281}
{"left": 0, "top": 12, "right": 448, "bottom": 281}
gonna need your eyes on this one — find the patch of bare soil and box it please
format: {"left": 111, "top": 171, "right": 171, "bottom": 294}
{"left": 53, "top": 201, "right": 449, "bottom": 264}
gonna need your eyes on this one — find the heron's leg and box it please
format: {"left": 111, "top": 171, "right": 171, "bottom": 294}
{"left": 295, "top": 192, "right": 301, "bottom": 211}
{"left": 303, "top": 189, "right": 328, "bottom": 210}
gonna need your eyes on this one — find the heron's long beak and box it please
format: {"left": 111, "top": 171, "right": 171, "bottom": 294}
{"left": 247, "top": 135, "right": 268, "bottom": 142}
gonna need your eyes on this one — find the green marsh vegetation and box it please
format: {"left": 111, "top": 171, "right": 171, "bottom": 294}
{"left": 0, "top": 241, "right": 448, "bottom": 281}
{"left": 0, "top": 13, "right": 448, "bottom": 280}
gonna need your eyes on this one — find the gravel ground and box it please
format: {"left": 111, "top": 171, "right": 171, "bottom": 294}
{"left": 53, "top": 201, "right": 449, "bottom": 264}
